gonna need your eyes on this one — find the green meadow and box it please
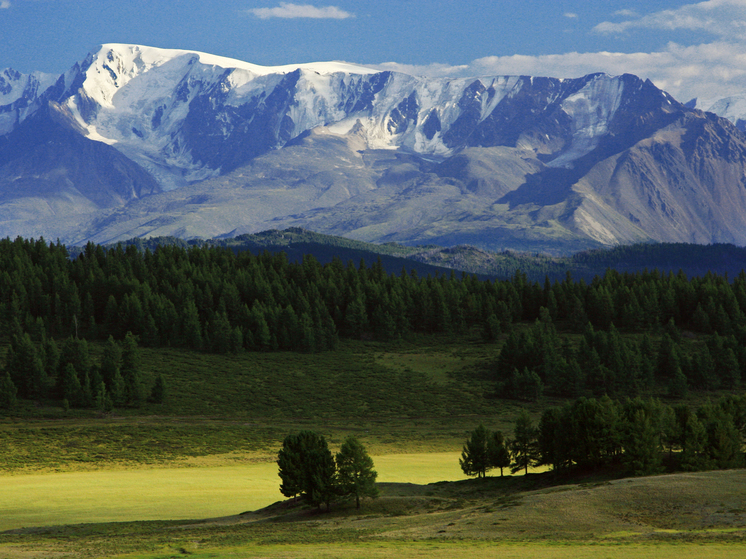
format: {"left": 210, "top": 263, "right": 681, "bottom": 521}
{"left": 1, "top": 332, "right": 745, "bottom": 557}
{"left": 0, "top": 452, "right": 467, "bottom": 531}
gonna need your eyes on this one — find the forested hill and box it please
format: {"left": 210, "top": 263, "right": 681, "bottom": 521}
{"left": 88, "top": 229, "right": 485, "bottom": 280}
{"left": 83, "top": 229, "right": 746, "bottom": 283}
{"left": 568, "top": 243, "right": 746, "bottom": 280}
{"left": 4, "top": 235, "right": 746, "bottom": 413}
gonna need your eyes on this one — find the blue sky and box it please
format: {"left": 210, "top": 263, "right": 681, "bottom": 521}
{"left": 2, "top": 1, "right": 746, "bottom": 101}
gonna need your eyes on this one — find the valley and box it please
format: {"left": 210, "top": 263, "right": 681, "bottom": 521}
{"left": 5, "top": 49, "right": 746, "bottom": 552}
{"left": 1, "top": 320, "right": 745, "bottom": 557}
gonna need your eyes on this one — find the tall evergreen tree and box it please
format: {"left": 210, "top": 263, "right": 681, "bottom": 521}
{"left": 510, "top": 410, "right": 540, "bottom": 475}
{"left": 120, "top": 332, "right": 144, "bottom": 406}
{"left": 149, "top": 374, "right": 167, "bottom": 404}
{"left": 459, "top": 424, "right": 491, "bottom": 478}
{"left": 488, "top": 430, "right": 512, "bottom": 476}
{"left": 335, "top": 436, "right": 378, "bottom": 509}
{"left": 277, "top": 431, "right": 337, "bottom": 511}
{"left": 0, "top": 371, "right": 17, "bottom": 409}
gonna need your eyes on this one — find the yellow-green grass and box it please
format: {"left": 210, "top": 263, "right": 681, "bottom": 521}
{"left": 119, "top": 542, "right": 746, "bottom": 559}
{"left": 1, "top": 469, "right": 744, "bottom": 558}
{"left": 0, "top": 452, "right": 477, "bottom": 531}
{"left": 375, "top": 351, "right": 471, "bottom": 385}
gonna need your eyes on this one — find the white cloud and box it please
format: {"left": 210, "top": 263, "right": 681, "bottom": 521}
{"left": 564, "top": 12, "right": 578, "bottom": 19}
{"left": 595, "top": 0, "right": 746, "bottom": 41}
{"left": 249, "top": 3, "right": 353, "bottom": 20}
{"left": 0, "top": 1, "right": 11, "bottom": 9}
{"left": 372, "top": 41, "right": 746, "bottom": 103}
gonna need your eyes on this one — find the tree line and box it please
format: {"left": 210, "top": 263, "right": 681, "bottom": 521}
{"left": 461, "top": 394, "right": 746, "bottom": 479}
{"left": 3, "top": 236, "right": 746, "bottom": 406}
{"left": 495, "top": 317, "right": 745, "bottom": 401}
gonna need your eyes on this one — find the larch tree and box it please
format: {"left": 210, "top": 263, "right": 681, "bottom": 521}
{"left": 510, "top": 410, "right": 540, "bottom": 475}
{"left": 335, "top": 436, "right": 378, "bottom": 509}
{"left": 277, "top": 431, "right": 337, "bottom": 511}
{"left": 459, "top": 424, "right": 491, "bottom": 478}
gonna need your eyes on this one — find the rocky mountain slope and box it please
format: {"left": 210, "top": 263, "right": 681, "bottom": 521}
{"left": 3, "top": 44, "right": 746, "bottom": 252}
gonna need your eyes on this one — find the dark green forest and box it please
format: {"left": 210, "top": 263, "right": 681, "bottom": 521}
{"left": 2, "top": 235, "right": 746, "bottom": 413}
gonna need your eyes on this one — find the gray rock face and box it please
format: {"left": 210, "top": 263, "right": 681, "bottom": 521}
{"left": 0, "top": 100, "right": 161, "bottom": 241}
{"left": 3, "top": 44, "right": 746, "bottom": 252}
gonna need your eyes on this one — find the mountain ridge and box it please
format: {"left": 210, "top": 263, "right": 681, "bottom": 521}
{"left": 3, "top": 44, "right": 746, "bottom": 253}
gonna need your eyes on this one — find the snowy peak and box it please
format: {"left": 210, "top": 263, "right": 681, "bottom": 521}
{"left": 5, "top": 44, "right": 746, "bottom": 252}
{"left": 695, "top": 95, "right": 746, "bottom": 132}
{"left": 0, "top": 68, "right": 57, "bottom": 135}
{"left": 2, "top": 44, "right": 687, "bottom": 192}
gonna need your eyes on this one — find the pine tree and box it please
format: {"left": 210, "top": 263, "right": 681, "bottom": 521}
{"left": 60, "top": 363, "right": 83, "bottom": 407}
{"left": 0, "top": 371, "right": 17, "bottom": 409}
{"left": 510, "top": 410, "right": 539, "bottom": 475}
{"left": 209, "top": 311, "right": 232, "bottom": 354}
{"left": 335, "top": 436, "right": 378, "bottom": 509}
{"left": 110, "top": 368, "right": 126, "bottom": 407}
{"left": 277, "top": 431, "right": 337, "bottom": 510}
{"left": 6, "top": 333, "right": 47, "bottom": 399}
{"left": 621, "top": 401, "right": 664, "bottom": 476}
{"left": 277, "top": 433, "right": 304, "bottom": 501}
{"left": 679, "top": 411, "right": 710, "bottom": 471}
{"left": 121, "top": 332, "right": 144, "bottom": 406}
{"left": 56, "top": 337, "right": 92, "bottom": 399}
{"left": 344, "top": 293, "right": 367, "bottom": 338}
{"left": 488, "top": 430, "right": 512, "bottom": 476}
{"left": 100, "top": 336, "right": 122, "bottom": 389}
{"left": 181, "top": 300, "right": 203, "bottom": 349}
{"left": 94, "top": 380, "right": 113, "bottom": 412}
{"left": 459, "top": 424, "right": 491, "bottom": 478}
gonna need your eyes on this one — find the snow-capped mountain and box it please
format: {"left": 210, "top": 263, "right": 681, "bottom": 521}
{"left": 695, "top": 96, "right": 746, "bottom": 133}
{"left": 0, "top": 68, "right": 57, "bottom": 135}
{"left": 3, "top": 43, "right": 746, "bottom": 252}
{"left": 4, "top": 44, "right": 654, "bottom": 189}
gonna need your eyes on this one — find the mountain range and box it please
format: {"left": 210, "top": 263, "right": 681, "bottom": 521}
{"left": 4, "top": 44, "right": 746, "bottom": 253}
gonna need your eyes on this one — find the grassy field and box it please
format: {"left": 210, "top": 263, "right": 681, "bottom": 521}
{"left": 0, "top": 468, "right": 743, "bottom": 558}
{"left": 0, "top": 332, "right": 542, "bottom": 474}
{"left": 0, "top": 452, "right": 469, "bottom": 531}
{"left": 117, "top": 543, "right": 746, "bottom": 559}
{"left": 1, "top": 330, "right": 744, "bottom": 557}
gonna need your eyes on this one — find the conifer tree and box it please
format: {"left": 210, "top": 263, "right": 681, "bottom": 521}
{"left": 335, "top": 436, "right": 378, "bottom": 509}
{"left": 94, "top": 380, "right": 113, "bottom": 412}
{"left": 60, "top": 363, "right": 83, "bottom": 407}
{"left": 679, "top": 412, "right": 710, "bottom": 471}
{"left": 511, "top": 410, "right": 540, "bottom": 475}
{"left": 460, "top": 424, "right": 491, "bottom": 478}
{"left": 0, "top": 371, "right": 17, "bottom": 409}
{"left": 6, "top": 333, "right": 47, "bottom": 399}
{"left": 488, "top": 430, "right": 512, "bottom": 476}
{"left": 121, "top": 332, "right": 144, "bottom": 406}
{"left": 621, "top": 400, "right": 664, "bottom": 476}
{"left": 149, "top": 374, "right": 167, "bottom": 404}
{"left": 277, "top": 431, "right": 337, "bottom": 511}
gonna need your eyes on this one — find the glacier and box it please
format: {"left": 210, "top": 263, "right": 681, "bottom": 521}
{"left": 1, "top": 44, "right": 656, "bottom": 192}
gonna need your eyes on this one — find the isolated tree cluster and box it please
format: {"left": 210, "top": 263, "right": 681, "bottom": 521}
{"left": 277, "top": 432, "right": 378, "bottom": 511}
{"left": 463, "top": 394, "right": 746, "bottom": 479}
{"left": 458, "top": 424, "right": 511, "bottom": 478}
